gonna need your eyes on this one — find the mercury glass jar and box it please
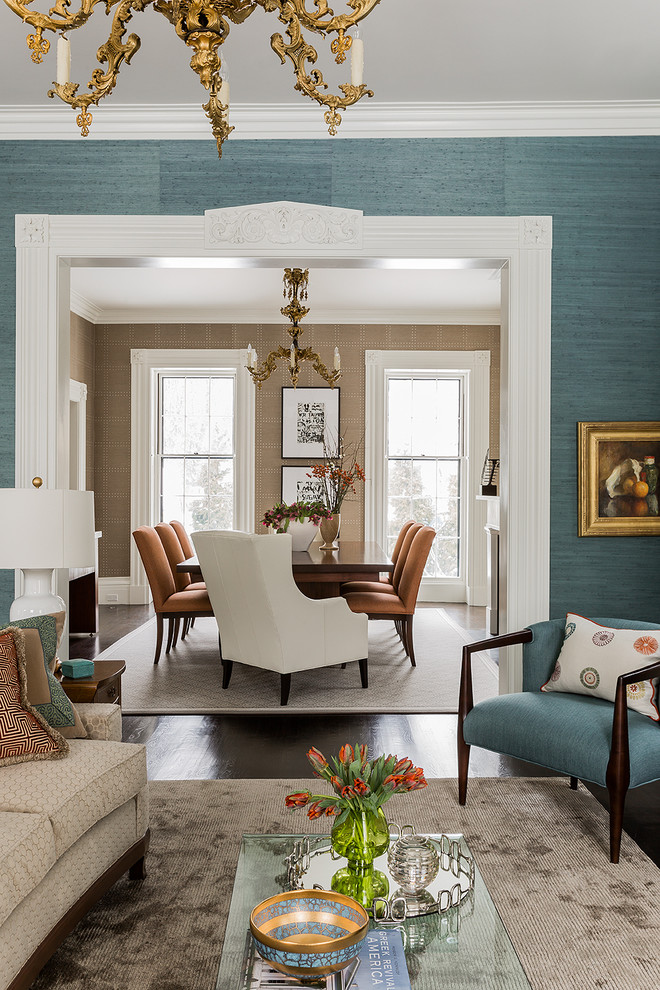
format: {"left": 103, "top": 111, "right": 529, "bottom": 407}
{"left": 387, "top": 833, "right": 440, "bottom": 895}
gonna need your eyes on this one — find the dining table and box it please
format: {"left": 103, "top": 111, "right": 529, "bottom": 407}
{"left": 177, "top": 540, "right": 393, "bottom": 599}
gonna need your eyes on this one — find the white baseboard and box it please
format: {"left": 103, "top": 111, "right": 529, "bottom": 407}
{"left": 467, "top": 585, "right": 488, "bottom": 607}
{"left": 98, "top": 577, "right": 151, "bottom": 606}
{"left": 419, "top": 582, "right": 468, "bottom": 604}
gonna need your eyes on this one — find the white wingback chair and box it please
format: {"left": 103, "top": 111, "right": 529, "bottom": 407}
{"left": 192, "top": 530, "right": 369, "bottom": 705}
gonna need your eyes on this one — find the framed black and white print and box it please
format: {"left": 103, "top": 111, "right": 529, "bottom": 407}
{"left": 281, "top": 387, "right": 340, "bottom": 458}
{"left": 281, "top": 466, "right": 326, "bottom": 505}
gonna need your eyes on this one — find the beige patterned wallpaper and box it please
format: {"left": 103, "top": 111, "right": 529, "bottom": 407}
{"left": 92, "top": 322, "right": 500, "bottom": 578}
{"left": 69, "top": 312, "right": 96, "bottom": 493}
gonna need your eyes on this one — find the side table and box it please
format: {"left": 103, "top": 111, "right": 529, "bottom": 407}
{"left": 58, "top": 659, "right": 126, "bottom": 706}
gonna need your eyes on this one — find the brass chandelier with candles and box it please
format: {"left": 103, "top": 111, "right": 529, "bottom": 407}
{"left": 6, "top": 0, "right": 383, "bottom": 158}
{"left": 246, "top": 268, "right": 341, "bottom": 389}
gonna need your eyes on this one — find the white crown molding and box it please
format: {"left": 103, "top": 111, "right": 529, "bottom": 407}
{"left": 1, "top": 101, "right": 659, "bottom": 140}
{"left": 82, "top": 306, "right": 501, "bottom": 326}
{"left": 70, "top": 289, "right": 102, "bottom": 324}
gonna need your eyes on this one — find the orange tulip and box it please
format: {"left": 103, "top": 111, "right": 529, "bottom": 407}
{"left": 285, "top": 791, "right": 311, "bottom": 808}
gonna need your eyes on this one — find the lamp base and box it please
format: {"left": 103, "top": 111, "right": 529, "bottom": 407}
{"left": 10, "top": 568, "right": 66, "bottom": 622}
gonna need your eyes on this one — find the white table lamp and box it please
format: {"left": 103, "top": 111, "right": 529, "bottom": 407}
{"left": 0, "top": 479, "right": 96, "bottom": 622}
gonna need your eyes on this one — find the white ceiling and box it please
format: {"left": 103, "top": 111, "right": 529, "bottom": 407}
{"left": 70, "top": 265, "right": 501, "bottom": 325}
{"left": 2, "top": 0, "right": 658, "bottom": 108}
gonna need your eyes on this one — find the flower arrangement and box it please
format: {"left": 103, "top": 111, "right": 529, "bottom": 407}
{"left": 285, "top": 743, "right": 427, "bottom": 825}
{"left": 260, "top": 500, "right": 333, "bottom": 533}
{"left": 307, "top": 436, "right": 366, "bottom": 514}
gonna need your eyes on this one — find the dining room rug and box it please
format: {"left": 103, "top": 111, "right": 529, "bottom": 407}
{"left": 31, "top": 777, "right": 660, "bottom": 990}
{"left": 96, "top": 608, "right": 498, "bottom": 715}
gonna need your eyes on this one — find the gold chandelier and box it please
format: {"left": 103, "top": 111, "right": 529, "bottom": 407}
{"left": 247, "top": 268, "right": 341, "bottom": 389}
{"left": 7, "top": 0, "right": 383, "bottom": 158}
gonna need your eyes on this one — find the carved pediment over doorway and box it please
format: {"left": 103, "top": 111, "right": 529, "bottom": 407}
{"left": 204, "top": 201, "right": 363, "bottom": 250}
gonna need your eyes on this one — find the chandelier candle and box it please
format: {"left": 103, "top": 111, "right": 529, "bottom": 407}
{"left": 56, "top": 34, "right": 70, "bottom": 85}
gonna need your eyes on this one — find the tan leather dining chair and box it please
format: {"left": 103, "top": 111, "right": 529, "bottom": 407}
{"left": 342, "top": 525, "right": 435, "bottom": 667}
{"left": 155, "top": 522, "right": 207, "bottom": 644}
{"left": 133, "top": 526, "right": 213, "bottom": 664}
{"left": 341, "top": 521, "right": 421, "bottom": 597}
{"left": 170, "top": 519, "right": 195, "bottom": 560}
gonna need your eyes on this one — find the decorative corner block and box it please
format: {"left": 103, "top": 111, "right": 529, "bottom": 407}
{"left": 521, "top": 216, "right": 553, "bottom": 248}
{"left": 15, "top": 214, "right": 49, "bottom": 247}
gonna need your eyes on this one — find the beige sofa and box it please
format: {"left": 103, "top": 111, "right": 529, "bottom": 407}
{"left": 0, "top": 704, "right": 149, "bottom": 990}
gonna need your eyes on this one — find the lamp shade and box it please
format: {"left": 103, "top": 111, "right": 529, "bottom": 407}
{"left": 0, "top": 489, "right": 95, "bottom": 569}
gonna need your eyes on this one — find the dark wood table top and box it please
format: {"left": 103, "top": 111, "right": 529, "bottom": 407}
{"left": 177, "top": 541, "right": 392, "bottom": 576}
{"left": 291, "top": 541, "right": 393, "bottom": 573}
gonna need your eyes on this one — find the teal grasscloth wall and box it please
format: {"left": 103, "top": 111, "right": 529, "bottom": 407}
{"left": 0, "top": 137, "right": 658, "bottom": 620}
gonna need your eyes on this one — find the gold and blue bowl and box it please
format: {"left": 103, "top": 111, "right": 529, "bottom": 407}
{"left": 249, "top": 889, "right": 369, "bottom": 978}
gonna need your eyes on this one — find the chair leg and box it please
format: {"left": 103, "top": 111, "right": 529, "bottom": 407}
{"left": 222, "top": 659, "right": 233, "bottom": 689}
{"left": 404, "top": 615, "right": 416, "bottom": 667}
{"left": 172, "top": 617, "right": 181, "bottom": 648}
{"left": 154, "top": 614, "right": 164, "bottom": 665}
{"left": 457, "top": 728, "right": 470, "bottom": 805}
{"left": 165, "top": 617, "right": 175, "bottom": 654}
{"left": 358, "top": 658, "right": 368, "bottom": 689}
{"left": 181, "top": 617, "right": 189, "bottom": 640}
{"left": 570, "top": 776, "right": 578, "bottom": 790}
{"left": 607, "top": 776, "right": 628, "bottom": 864}
{"left": 280, "top": 674, "right": 292, "bottom": 706}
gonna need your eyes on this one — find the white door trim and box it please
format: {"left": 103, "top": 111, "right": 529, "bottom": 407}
{"left": 13, "top": 206, "right": 552, "bottom": 693}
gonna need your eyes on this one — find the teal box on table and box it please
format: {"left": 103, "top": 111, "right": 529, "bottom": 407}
{"left": 60, "top": 659, "right": 95, "bottom": 679}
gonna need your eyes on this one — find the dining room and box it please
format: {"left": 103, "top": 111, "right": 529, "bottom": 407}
{"left": 66, "top": 239, "right": 505, "bottom": 715}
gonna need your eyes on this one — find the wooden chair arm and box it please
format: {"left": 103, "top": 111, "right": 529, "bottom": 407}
{"left": 458, "top": 628, "right": 533, "bottom": 722}
{"left": 617, "top": 659, "right": 660, "bottom": 686}
{"left": 607, "top": 658, "right": 660, "bottom": 826}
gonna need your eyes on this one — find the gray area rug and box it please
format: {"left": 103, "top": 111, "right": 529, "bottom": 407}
{"left": 97, "top": 609, "right": 498, "bottom": 715}
{"left": 32, "top": 778, "right": 660, "bottom": 990}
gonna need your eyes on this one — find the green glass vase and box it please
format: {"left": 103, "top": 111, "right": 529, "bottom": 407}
{"left": 330, "top": 807, "right": 390, "bottom": 910}
{"left": 331, "top": 806, "right": 390, "bottom": 865}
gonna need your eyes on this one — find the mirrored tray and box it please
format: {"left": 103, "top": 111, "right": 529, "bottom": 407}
{"left": 284, "top": 832, "right": 475, "bottom": 919}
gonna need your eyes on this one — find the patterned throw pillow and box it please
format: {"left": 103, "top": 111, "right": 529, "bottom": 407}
{"left": 1, "top": 615, "right": 87, "bottom": 738}
{"left": 541, "top": 613, "right": 660, "bottom": 720}
{"left": 0, "top": 628, "right": 68, "bottom": 766}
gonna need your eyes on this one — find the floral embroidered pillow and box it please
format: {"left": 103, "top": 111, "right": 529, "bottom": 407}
{"left": 541, "top": 613, "right": 660, "bottom": 720}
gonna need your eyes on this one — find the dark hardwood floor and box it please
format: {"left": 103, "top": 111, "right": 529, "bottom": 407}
{"left": 71, "top": 604, "right": 660, "bottom": 868}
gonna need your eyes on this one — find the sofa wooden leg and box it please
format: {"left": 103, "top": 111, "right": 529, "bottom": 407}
{"left": 570, "top": 776, "right": 578, "bottom": 790}
{"left": 359, "top": 657, "right": 368, "bottom": 688}
{"left": 129, "top": 855, "right": 148, "bottom": 881}
{"left": 222, "top": 658, "right": 233, "bottom": 689}
{"left": 280, "top": 673, "right": 291, "bottom": 706}
{"left": 154, "top": 614, "right": 164, "bottom": 665}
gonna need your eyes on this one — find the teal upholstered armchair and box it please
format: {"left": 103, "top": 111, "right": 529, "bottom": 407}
{"left": 458, "top": 618, "right": 660, "bottom": 863}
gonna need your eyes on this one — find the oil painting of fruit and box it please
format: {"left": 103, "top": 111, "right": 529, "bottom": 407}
{"left": 578, "top": 422, "right": 660, "bottom": 536}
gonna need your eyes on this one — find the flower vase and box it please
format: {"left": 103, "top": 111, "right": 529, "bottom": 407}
{"left": 319, "top": 513, "right": 341, "bottom": 551}
{"left": 330, "top": 807, "right": 390, "bottom": 910}
{"left": 284, "top": 519, "right": 319, "bottom": 551}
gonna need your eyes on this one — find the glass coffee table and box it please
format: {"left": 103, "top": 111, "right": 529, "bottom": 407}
{"left": 216, "top": 834, "right": 532, "bottom": 990}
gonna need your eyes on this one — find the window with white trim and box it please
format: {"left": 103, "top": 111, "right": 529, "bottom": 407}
{"left": 158, "top": 373, "right": 236, "bottom": 530}
{"left": 365, "top": 350, "right": 489, "bottom": 604}
{"left": 386, "top": 374, "right": 464, "bottom": 579}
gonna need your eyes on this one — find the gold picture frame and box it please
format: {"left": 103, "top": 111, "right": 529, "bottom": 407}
{"left": 578, "top": 421, "right": 660, "bottom": 536}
